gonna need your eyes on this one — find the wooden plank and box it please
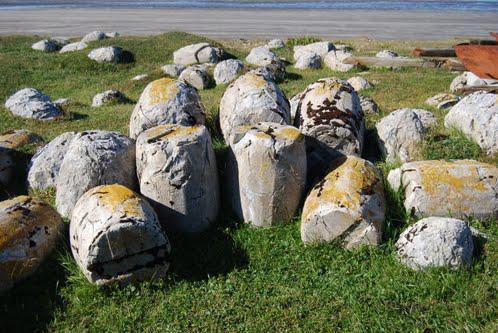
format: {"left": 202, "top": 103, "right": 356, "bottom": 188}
{"left": 412, "top": 48, "right": 456, "bottom": 57}
{"left": 342, "top": 56, "right": 440, "bottom": 68}
{"left": 457, "top": 85, "right": 498, "bottom": 94}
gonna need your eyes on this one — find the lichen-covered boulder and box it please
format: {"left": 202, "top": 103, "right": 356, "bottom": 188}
{"left": 0, "top": 196, "right": 62, "bottom": 291}
{"left": 266, "top": 39, "right": 285, "bottom": 49}
{"left": 5, "top": 88, "right": 63, "bottom": 120}
{"left": 161, "top": 64, "right": 186, "bottom": 77}
{"left": 178, "top": 65, "right": 210, "bottom": 90}
{"left": 214, "top": 59, "right": 244, "bottom": 85}
{"left": 32, "top": 39, "right": 59, "bottom": 52}
{"left": 81, "top": 31, "right": 107, "bottom": 43}
{"left": 293, "top": 42, "right": 334, "bottom": 61}
{"left": 246, "top": 46, "right": 280, "bottom": 67}
{"left": 70, "top": 184, "right": 170, "bottom": 286}
{"left": 295, "top": 53, "right": 322, "bottom": 70}
{"left": 27, "top": 132, "right": 77, "bottom": 190}
{"left": 228, "top": 123, "right": 306, "bottom": 227}
{"left": 324, "top": 50, "right": 355, "bottom": 72}
{"left": 129, "top": 78, "right": 206, "bottom": 139}
{"left": 347, "top": 76, "right": 373, "bottom": 91}
{"left": 59, "top": 42, "right": 88, "bottom": 53}
{"left": 376, "top": 50, "right": 398, "bottom": 58}
{"left": 88, "top": 46, "right": 123, "bottom": 63}
{"left": 359, "top": 95, "right": 379, "bottom": 114}
{"left": 388, "top": 160, "right": 498, "bottom": 219}
{"left": 444, "top": 91, "right": 498, "bottom": 156}
{"left": 425, "top": 93, "right": 459, "bottom": 109}
{"left": 0, "top": 129, "right": 43, "bottom": 149}
{"left": 376, "top": 108, "right": 437, "bottom": 163}
{"left": 91, "top": 90, "right": 127, "bottom": 107}
{"left": 301, "top": 156, "right": 385, "bottom": 249}
{"left": 173, "top": 43, "right": 223, "bottom": 65}
{"left": 219, "top": 72, "right": 290, "bottom": 143}
{"left": 55, "top": 130, "right": 137, "bottom": 218}
{"left": 136, "top": 124, "right": 219, "bottom": 233}
{"left": 396, "top": 217, "right": 473, "bottom": 270}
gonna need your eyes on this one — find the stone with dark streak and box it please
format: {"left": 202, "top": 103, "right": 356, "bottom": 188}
{"left": 173, "top": 43, "right": 224, "bottom": 65}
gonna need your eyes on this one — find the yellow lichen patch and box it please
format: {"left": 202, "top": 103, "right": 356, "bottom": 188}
{"left": 147, "top": 78, "right": 179, "bottom": 106}
{"left": 163, "top": 125, "right": 203, "bottom": 139}
{"left": 241, "top": 73, "right": 267, "bottom": 89}
{"left": 276, "top": 127, "right": 302, "bottom": 141}
{"left": 95, "top": 184, "right": 141, "bottom": 217}
{"left": 254, "top": 131, "right": 272, "bottom": 140}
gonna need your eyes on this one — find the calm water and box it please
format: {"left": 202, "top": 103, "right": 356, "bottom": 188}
{"left": 1, "top": 0, "right": 498, "bottom": 11}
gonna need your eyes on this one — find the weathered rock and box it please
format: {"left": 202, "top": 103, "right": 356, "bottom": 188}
{"left": 248, "top": 66, "right": 276, "bottom": 82}
{"left": 31, "top": 39, "right": 59, "bottom": 52}
{"left": 129, "top": 78, "right": 205, "bottom": 139}
{"left": 27, "top": 132, "right": 77, "bottom": 190}
{"left": 178, "top": 65, "right": 210, "bottom": 90}
{"left": 55, "top": 131, "right": 136, "bottom": 218}
{"left": 347, "top": 76, "right": 373, "bottom": 91}
{"left": 324, "top": 50, "right": 355, "bottom": 72}
{"left": 295, "top": 52, "right": 322, "bottom": 70}
{"left": 131, "top": 74, "right": 148, "bottom": 81}
{"left": 0, "top": 129, "right": 43, "bottom": 149}
{"left": 81, "top": 31, "right": 107, "bottom": 43}
{"left": 444, "top": 91, "right": 498, "bottom": 156}
{"left": 335, "top": 44, "right": 353, "bottom": 52}
{"left": 376, "top": 108, "right": 437, "bottom": 163}
{"left": 51, "top": 37, "right": 71, "bottom": 47}
{"left": 105, "top": 32, "right": 120, "bottom": 38}
{"left": 91, "top": 90, "right": 127, "bottom": 107}
{"left": 219, "top": 72, "right": 290, "bottom": 143}
{"left": 376, "top": 50, "right": 398, "bottom": 58}
{"left": 70, "top": 184, "right": 170, "bottom": 286}
{"left": 266, "top": 39, "right": 285, "bottom": 49}
{"left": 161, "top": 64, "right": 186, "bottom": 77}
{"left": 214, "top": 59, "right": 244, "bottom": 85}
{"left": 388, "top": 160, "right": 498, "bottom": 219}
{"left": 5, "top": 88, "right": 63, "bottom": 120}
{"left": 289, "top": 91, "right": 305, "bottom": 127}
{"left": 136, "top": 124, "right": 219, "bottom": 233}
{"left": 87, "top": 46, "right": 123, "bottom": 63}
{"left": 59, "top": 42, "right": 88, "bottom": 53}
{"left": 246, "top": 46, "right": 281, "bottom": 67}
{"left": 425, "top": 93, "right": 459, "bottom": 109}
{"left": 0, "top": 196, "right": 62, "bottom": 292}
{"left": 228, "top": 123, "right": 306, "bottom": 227}
{"left": 173, "top": 43, "right": 223, "bottom": 65}
{"left": 449, "top": 71, "right": 494, "bottom": 93}
{"left": 359, "top": 95, "right": 379, "bottom": 114}
{"left": 294, "top": 42, "right": 334, "bottom": 61}
{"left": 396, "top": 217, "right": 473, "bottom": 270}
{"left": 53, "top": 98, "right": 70, "bottom": 108}
{"left": 301, "top": 155, "right": 385, "bottom": 248}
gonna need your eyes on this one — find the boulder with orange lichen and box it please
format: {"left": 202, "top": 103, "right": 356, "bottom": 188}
{"left": 136, "top": 124, "right": 219, "bottom": 233}
{"left": 301, "top": 155, "right": 385, "bottom": 248}
{"left": 388, "top": 160, "right": 498, "bottom": 219}
{"left": 70, "top": 184, "right": 170, "bottom": 286}
{"left": 129, "top": 78, "right": 205, "bottom": 139}
{"left": 227, "top": 123, "right": 306, "bottom": 227}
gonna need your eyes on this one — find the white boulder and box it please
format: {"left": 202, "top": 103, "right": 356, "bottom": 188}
{"left": 88, "top": 46, "right": 123, "bottom": 63}
{"left": 161, "top": 64, "right": 186, "bottom": 77}
{"left": 214, "top": 59, "right": 244, "bottom": 85}
{"left": 347, "top": 76, "right": 373, "bottom": 91}
{"left": 293, "top": 42, "right": 334, "bottom": 61}
{"left": 60, "top": 42, "right": 88, "bottom": 53}
{"left": 295, "top": 52, "right": 322, "bottom": 70}
{"left": 5, "top": 88, "right": 63, "bottom": 120}
{"left": 324, "top": 50, "right": 355, "bottom": 72}
{"left": 178, "top": 65, "right": 210, "bottom": 90}
{"left": 81, "top": 31, "right": 107, "bottom": 43}
{"left": 246, "top": 46, "right": 280, "bottom": 67}
{"left": 425, "top": 93, "right": 459, "bottom": 109}
{"left": 31, "top": 39, "right": 59, "bottom": 52}
{"left": 173, "top": 43, "right": 223, "bottom": 65}
{"left": 91, "top": 90, "right": 127, "bottom": 107}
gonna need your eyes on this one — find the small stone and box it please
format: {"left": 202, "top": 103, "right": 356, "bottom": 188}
{"left": 295, "top": 52, "right": 322, "bottom": 70}
{"left": 294, "top": 42, "right": 334, "bottom": 61}
{"left": 129, "top": 78, "right": 205, "bottom": 139}
{"left": 131, "top": 74, "right": 148, "bottom": 81}
{"left": 449, "top": 71, "right": 496, "bottom": 93}
{"left": 70, "top": 184, "right": 170, "bottom": 286}
{"left": 136, "top": 124, "right": 219, "bottom": 233}
{"left": 214, "top": 59, "right": 244, "bottom": 85}
{"left": 359, "top": 95, "right": 379, "bottom": 114}
{"left": 347, "top": 76, "right": 373, "bottom": 91}
{"left": 31, "top": 39, "right": 59, "bottom": 52}
{"left": 161, "top": 64, "right": 186, "bottom": 77}
{"left": 0, "top": 196, "right": 62, "bottom": 292}
{"left": 53, "top": 98, "right": 70, "bottom": 108}
{"left": 228, "top": 123, "right": 306, "bottom": 227}
{"left": 388, "top": 159, "right": 498, "bottom": 219}
{"left": 178, "top": 65, "right": 210, "bottom": 90}
{"left": 87, "top": 46, "right": 123, "bottom": 63}
{"left": 324, "top": 50, "right": 355, "bottom": 72}
{"left": 396, "top": 217, "right": 473, "bottom": 270}
{"left": 51, "top": 37, "right": 71, "bottom": 47}
{"left": 59, "top": 42, "right": 88, "bottom": 53}
{"left": 376, "top": 50, "right": 398, "bottom": 58}
{"left": 425, "top": 93, "right": 459, "bottom": 109}
{"left": 4, "top": 88, "right": 63, "bottom": 120}
{"left": 246, "top": 46, "right": 281, "bottom": 67}
{"left": 0, "top": 129, "right": 43, "bottom": 149}
{"left": 91, "top": 90, "right": 127, "bottom": 107}
{"left": 173, "top": 43, "right": 223, "bottom": 65}
{"left": 105, "top": 32, "right": 120, "bottom": 38}
{"left": 376, "top": 108, "right": 436, "bottom": 163}
{"left": 81, "top": 31, "right": 107, "bottom": 43}
{"left": 266, "top": 39, "right": 285, "bottom": 49}
{"left": 301, "top": 156, "right": 385, "bottom": 249}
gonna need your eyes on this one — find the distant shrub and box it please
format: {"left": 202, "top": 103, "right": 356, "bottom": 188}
{"left": 286, "top": 36, "right": 322, "bottom": 47}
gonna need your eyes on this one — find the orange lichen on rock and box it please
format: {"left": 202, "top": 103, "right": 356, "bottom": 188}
{"left": 147, "top": 78, "right": 179, "bottom": 106}
{"left": 91, "top": 184, "right": 141, "bottom": 217}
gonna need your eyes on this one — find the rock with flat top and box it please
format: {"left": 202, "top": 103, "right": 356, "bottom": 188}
{"left": 0, "top": 129, "right": 43, "bottom": 149}
{"left": 173, "top": 43, "right": 223, "bottom": 65}
{"left": 5, "top": 88, "right": 62, "bottom": 120}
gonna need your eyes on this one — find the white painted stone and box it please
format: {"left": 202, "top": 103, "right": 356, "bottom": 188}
{"left": 214, "top": 59, "right": 244, "bottom": 85}
{"left": 5, "top": 88, "right": 63, "bottom": 120}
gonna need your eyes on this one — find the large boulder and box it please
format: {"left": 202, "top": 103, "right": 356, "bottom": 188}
{"left": 0, "top": 196, "right": 62, "bottom": 292}
{"left": 293, "top": 42, "right": 334, "bottom": 61}
{"left": 245, "top": 46, "right": 280, "bottom": 67}
{"left": 388, "top": 160, "right": 498, "bottom": 219}
{"left": 87, "top": 46, "right": 123, "bottom": 63}
{"left": 444, "top": 91, "right": 498, "bottom": 156}
{"left": 81, "top": 31, "right": 107, "bottom": 43}
{"left": 301, "top": 156, "right": 385, "bottom": 249}
{"left": 129, "top": 78, "right": 205, "bottom": 139}
{"left": 91, "top": 90, "right": 127, "bottom": 107}
{"left": 178, "top": 65, "right": 210, "bottom": 90}
{"left": 295, "top": 53, "right": 321, "bottom": 70}
{"left": 161, "top": 64, "right": 186, "bottom": 77}
{"left": 396, "top": 217, "right": 473, "bottom": 270}
{"left": 376, "top": 108, "right": 437, "bottom": 163}
{"left": 5, "top": 88, "right": 63, "bottom": 120}
{"left": 27, "top": 132, "right": 77, "bottom": 190}
{"left": 136, "top": 124, "right": 219, "bottom": 233}
{"left": 55, "top": 130, "right": 136, "bottom": 218}
{"left": 70, "top": 184, "right": 171, "bottom": 286}
{"left": 31, "top": 39, "right": 59, "bottom": 52}
{"left": 60, "top": 42, "right": 88, "bottom": 53}
{"left": 173, "top": 43, "right": 223, "bottom": 65}
{"left": 228, "top": 123, "right": 306, "bottom": 227}
{"left": 219, "top": 72, "right": 290, "bottom": 143}
{"left": 324, "top": 50, "right": 355, "bottom": 72}
{"left": 347, "top": 76, "right": 373, "bottom": 91}
{"left": 214, "top": 59, "right": 244, "bottom": 85}
{"left": 425, "top": 93, "right": 459, "bottom": 109}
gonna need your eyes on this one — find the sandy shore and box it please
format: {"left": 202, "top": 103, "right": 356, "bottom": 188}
{"left": 0, "top": 8, "right": 496, "bottom": 40}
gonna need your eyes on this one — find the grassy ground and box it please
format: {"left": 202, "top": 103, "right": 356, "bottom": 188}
{"left": 0, "top": 32, "right": 496, "bottom": 332}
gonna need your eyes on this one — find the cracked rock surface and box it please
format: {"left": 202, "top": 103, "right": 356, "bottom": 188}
{"left": 5, "top": 88, "right": 63, "bottom": 120}
{"left": 178, "top": 65, "right": 210, "bottom": 90}
{"left": 295, "top": 52, "right": 322, "bottom": 70}
{"left": 136, "top": 124, "right": 219, "bottom": 233}
{"left": 227, "top": 122, "right": 306, "bottom": 227}
{"left": 301, "top": 155, "right": 385, "bottom": 249}
{"left": 70, "top": 184, "right": 171, "bottom": 286}
{"left": 246, "top": 46, "right": 280, "bottom": 67}
{"left": 444, "top": 91, "right": 498, "bottom": 156}
{"left": 173, "top": 43, "right": 223, "bottom": 65}
{"left": 220, "top": 72, "right": 290, "bottom": 143}
{"left": 129, "top": 78, "right": 205, "bottom": 139}
{"left": 396, "top": 217, "right": 473, "bottom": 270}
{"left": 55, "top": 130, "right": 137, "bottom": 218}
{"left": 388, "top": 160, "right": 498, "bottom": 219}
{"left": 0, "top": 196, "right": 62, "bottom": 291}
{"left": 359, "top": 95, "right": 379, "bottom": 114}
{"left": 214, "top": 59, "right": 244, "bottom": 85}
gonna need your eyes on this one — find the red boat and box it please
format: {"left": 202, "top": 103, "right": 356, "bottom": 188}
{"left": 454, "top": 32, "right": 498, "bottom": 80}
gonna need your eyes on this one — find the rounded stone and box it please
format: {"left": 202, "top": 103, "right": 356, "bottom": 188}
{"left": 347, "top": 76, "right": 373, "bottom": 91}
{"left": 359, "top": 95, "right": 379, "bottom": 114}
{"left": 81, "top": 31, "right": 107, "bottom": 43}
{"left": 5, "top": 88, "right": 63, "bottom": 120}
{"left": 301, "top": 155, "right": 385, "bottom": 249}
{"left": 70, "top": 184, "right": 171, "bottom": 286}
{"left": 0, "top": 196, "right": 63, "bottom": 292}
{"left": 173, "top": 43, "right": 223, "bottom": 65}
{"left": 31, "top": 39, "right": 59, "bottom": 52}
{"left": 0, "top": 129, "right": 43, "bottom": 149}
{"left": 87, "top": 46, "right": 123, "bottom": 63}
{"left": 246, "top": 46, "right": 280, "bottom": 67}
{"left": 228, "top": 122, "right": 307, "bottom": 227}
{"left": 131, "top": 74, "right": 148, "bottom": 81}
{"left": 449, "top": 71, "right": 488, "bottom": 93}
{"left": 266, "top": 39, "right": 285, "bottom": 49}
{"left": 136, "top": 124, "right": 219, "bottom": 233}
{"left": 178, "top": 65, "right": 210, "bottom": 90}
{"left": 214, "top": 59, "right": 244, "bottom": 85}
{"left": 59, "top": 42, "right": 88, "bottom": 53}
{"left": 55, "top": 130, "right": 137, "bottom": 218}
{"left": 161, "top": 64, "right": 186, "bottom": 77}
{"left": 293, "top": 42, "right": 334, "bottom": 61}
{"left": 396, "top": 217, "right": 473, "bottom": 270}
{"left": 129, "top": 78, "right": 206, "bottom": 139}
{"left": 295, "top": 52, "right": 322, "bottom": 70}
{"left": 324, "top": 50, "right": 355, "bottom": 72}
{"left": 219, "top": 72, "right": 290, "bottom": 143}
{"left": 91, "top": 90, "right": 127, "bottom": 107}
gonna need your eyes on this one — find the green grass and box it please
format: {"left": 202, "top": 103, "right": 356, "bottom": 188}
{"left": 0, "top": 32, "right": 497, "bottom": 332}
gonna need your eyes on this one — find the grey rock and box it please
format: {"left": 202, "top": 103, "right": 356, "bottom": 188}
{"left": 295, "top": 52, "right": 322, "bottom": 70}
{"left": 87, "top": 46, "right": 123, "bottom": 63}
{"left": 131, "top": 74, "right": 148, "bottom": 81}
{"left": 347, "top": 76, "right": 373, "bottom": 91}
{"left": 81, "top": 31, "right": 107, "bottom": 43}
{"left": 0, "top": 129, "right": 43, "bottom": 149}
{"left": 425, "top": 93, "right": 459, "bottom": 109}
{"left": 266, "top": 39, "right": 285, "bottom": 49}
{"left": 178, "top": 65, "right": 210, "bottom": 90}
{"left": 59, "top": 42, "right": 88, "bottom": 53}
{"left": 449, "top": 71, "right": 496, "bottom": 93}
{"left": 5, "top": 88, "right": 63, "bottom": 120}
{"left": 91, "top": 90, "right": 127, "bottom": 107}
{"left": 246, "top": 46, "right": 280, "bottom": 66}
{"left": 359, "top": 95, "right": 379, "bottom": 114}
{"left": 376, "top": 50, "right": 398, "bottom": 58}
{"left": 161, "top": 64, "right": 186, "bottom": 77}
{"left": 51, "top": 37, "right": 71, "bottom": 47}
{"left": 293, "top": 42, "right": 334, "bottom": 61}
{"left": 324, "top": 50, "right": 355, "bottom": 72}
{"left": 173, "top": 43, "right": 223, "bottom": 65}
{"left": 31, "top": 39, "right": 59, "bottom": 52}
{"left": 214, "top": 59, "right": 244, "bottom": 85}
{"left": 53, "top": 98, "right": 71, "bottom": 108}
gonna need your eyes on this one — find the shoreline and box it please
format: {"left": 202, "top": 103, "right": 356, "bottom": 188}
{"left": 0, "top": 8, "right": 496, "bottom": 40}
